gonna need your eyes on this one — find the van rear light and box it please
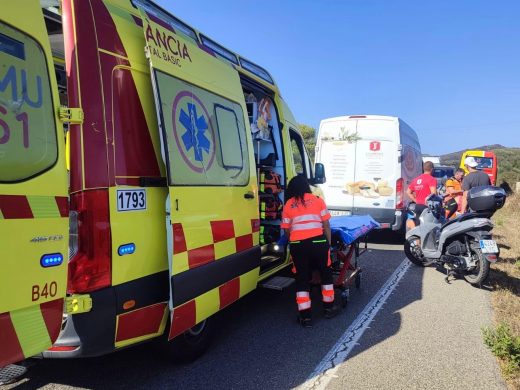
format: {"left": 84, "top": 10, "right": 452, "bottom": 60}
{"left": 67, "top": 190, "right": 112, "bottom": 294}
{"left": 396, "top": 178, "right": 404, "bottom": 209}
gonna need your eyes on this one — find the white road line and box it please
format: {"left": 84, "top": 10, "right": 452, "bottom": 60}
{"left": 298, "top": 258, "right": 411, "bottom": 390}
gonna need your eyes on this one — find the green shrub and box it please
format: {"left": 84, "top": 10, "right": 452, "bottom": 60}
{"left": 483, "top": 323, "right": 520, "bottom": 374}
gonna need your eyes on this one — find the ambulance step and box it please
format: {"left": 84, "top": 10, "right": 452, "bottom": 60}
{"left": 0, "top": 364, "right": 27, "bottom": 385}
{"left": 259, "top": 276, "right": 295, "bottom": 291}
{"left": 260, "top": 255, "right": 284, "bottom": 273}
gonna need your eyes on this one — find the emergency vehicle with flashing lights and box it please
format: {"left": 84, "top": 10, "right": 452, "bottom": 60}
{"left": 315, "top": 115, "right": 423, "bottom": 233}
{"left": 1, "top": 0, "right": 325, "bottom": 365}
{"left": 0, "top": 2, "right": 70, "bottom": 369}
{"left": 459, "top": 150, "right": 498, "bottom": 185}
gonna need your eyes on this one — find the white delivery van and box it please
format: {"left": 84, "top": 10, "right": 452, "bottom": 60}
{"left": 315, "top": 115, "right": 423, "bottom": 231}
{"left": 422, "top": 155, "right": 440, "bottom": 165}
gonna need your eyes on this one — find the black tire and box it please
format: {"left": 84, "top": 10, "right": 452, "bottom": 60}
{"left": 336, "top": 288, "right": 348, "bottom": 308}
{"left": 164, "top": 317, "right": 215, "bottom": 363}
{"left": 463, "top": 247, "right": 490, "bottom": 286}
{"left": 404, "top": 236, "right": 432, "bottom": 267}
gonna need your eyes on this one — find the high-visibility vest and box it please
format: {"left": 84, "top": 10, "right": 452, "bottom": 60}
{"left": 281, "top": 193, "right": 331, "bottom": 241}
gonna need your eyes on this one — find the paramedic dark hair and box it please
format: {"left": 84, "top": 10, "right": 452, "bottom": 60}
{"left": 286, "top": 175, "right": 312, "bottom": 206}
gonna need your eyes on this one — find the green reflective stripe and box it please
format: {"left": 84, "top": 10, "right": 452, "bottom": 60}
{"left": 27, "top": 196, "right": 60, "bottom": 218}
{"left": 291, "top": 240, "right": 301, "bottom": 244}
{"left": 10, "top": 304, "right": 52, "bottom": 358}
{"left": 312, "top": 239, "right": 328, "bottom": 243}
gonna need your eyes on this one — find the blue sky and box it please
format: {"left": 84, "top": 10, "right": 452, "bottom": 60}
{"left": 157, "top": 0, "right": 520, "bottom": 155}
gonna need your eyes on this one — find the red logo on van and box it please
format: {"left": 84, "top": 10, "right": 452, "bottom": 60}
{"left": 369, "top": 141, "right": 381, "bottom": 151}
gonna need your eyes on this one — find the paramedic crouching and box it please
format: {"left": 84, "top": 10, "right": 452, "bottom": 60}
{"left": 281, "top": 175, "right": 339, "bottom": 328}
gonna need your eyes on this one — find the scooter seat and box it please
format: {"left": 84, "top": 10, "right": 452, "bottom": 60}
{"left": 440, "top": 212, "right": 482, "bottom": 231}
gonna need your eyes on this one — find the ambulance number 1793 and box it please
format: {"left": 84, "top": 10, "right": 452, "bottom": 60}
{"left": 117, "top": 189, "right": 146, "bottom": 212}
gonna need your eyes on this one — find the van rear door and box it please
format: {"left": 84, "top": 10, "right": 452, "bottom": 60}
{"left": 352, "top": 120, "right": 398, "bottom": 221}
{"left": 0, "top": 1, "right": 68, "bottom": 366}
{"left": 137, "top": 9, "right": 260, "bottom": 339}
{"left": 316, "top": 119, "right": 357, "bottom": 214}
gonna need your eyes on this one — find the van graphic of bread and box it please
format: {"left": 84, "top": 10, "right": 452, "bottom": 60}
{"left": 343, "top": 180, "right": 394, "bottom": 198}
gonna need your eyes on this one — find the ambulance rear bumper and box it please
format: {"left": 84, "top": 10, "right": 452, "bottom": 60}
{"left": 41, "top": 315, "right": 83, "bottom": 358}
{"left": 42, "top": 287, "right": 117, "bottom": 359}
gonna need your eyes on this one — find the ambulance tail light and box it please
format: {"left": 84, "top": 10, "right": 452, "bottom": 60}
{"left": 396, "top": 178, "right": 404, "bottom": 209}
{"left": 67, "top": 190, "right": 112, "bottom": 294}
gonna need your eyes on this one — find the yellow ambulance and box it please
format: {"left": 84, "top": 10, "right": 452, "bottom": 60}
{"left": 6, "top": 0, "right": 322, "bottom": 362}
{"left": 0, "top": 2, "right": 69, "bottom": 368}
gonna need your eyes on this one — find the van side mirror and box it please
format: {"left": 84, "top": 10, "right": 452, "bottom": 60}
{"left": 312, "top": 163, "right": 326, "bottom": 184}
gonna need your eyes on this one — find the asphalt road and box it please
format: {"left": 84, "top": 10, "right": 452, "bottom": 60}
{"left": 4, "top": 231, "right": 505, "bottom": 389}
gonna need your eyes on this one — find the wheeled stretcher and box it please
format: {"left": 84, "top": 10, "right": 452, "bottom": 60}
{"left": 310, "top": 215, "right": 380, "bottom": 307}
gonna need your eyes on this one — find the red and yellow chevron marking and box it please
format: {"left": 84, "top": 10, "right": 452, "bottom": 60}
{"left": 0, "top": 298, "right": 63, "bottom": 366}
{"left": 172, "top": 218, "right": 260, "bottom": 275}
{"left": 0, "top": 195, "right": 68, "bottom": 219}
{"left": 168, "top": 269, "right": 258, "bottom": 340}
{"left": 114, "top": 302, "right": 169, "bottom": 348}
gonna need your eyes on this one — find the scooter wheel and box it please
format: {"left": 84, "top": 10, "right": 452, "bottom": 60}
{"left": 404, "top": 236, "right": 433, "bottom": 267}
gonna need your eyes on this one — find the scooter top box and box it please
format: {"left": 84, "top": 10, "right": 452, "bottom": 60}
{"left": 467, "top": 186, "right": 506, "bottom": 213}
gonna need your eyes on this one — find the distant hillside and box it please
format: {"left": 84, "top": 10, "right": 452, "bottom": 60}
{"left": 440, "top": 145, "right": 520, "bottom": 186}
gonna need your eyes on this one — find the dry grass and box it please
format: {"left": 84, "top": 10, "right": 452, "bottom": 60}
{"left": 488, "top": 192, "right": 520, "bottom": 389}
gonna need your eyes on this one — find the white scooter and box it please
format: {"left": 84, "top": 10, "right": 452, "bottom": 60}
{"left": 404, "top": 186, "right": 506, "bottom": 285}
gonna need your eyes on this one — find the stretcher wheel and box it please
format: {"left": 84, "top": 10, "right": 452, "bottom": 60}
{"left": 338, "top": 288, "right": 349, "bottom": 308}
{"left": 355, "top": 272, "right": 361, "bottom": 289}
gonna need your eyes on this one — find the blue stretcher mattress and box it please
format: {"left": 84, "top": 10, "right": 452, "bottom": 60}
{"left": 277, "top": 215, "right": 380, "bottom": 247}
{"left": 330, "top": 215, "right": 380, "bottom": 245}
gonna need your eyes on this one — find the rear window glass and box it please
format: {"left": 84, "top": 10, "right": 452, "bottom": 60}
{"left": 472, "top": 156, "right": 494, "bottom": 169}
{"left": 433, "top": 168, "right": 454, "bottom": 178}
{"left": 0, "top": 23, "right": 57, "bottom": 182}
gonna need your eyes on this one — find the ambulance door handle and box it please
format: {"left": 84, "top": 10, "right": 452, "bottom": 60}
{"left": 244, "top": 192, "right": 255, "bottom": 199}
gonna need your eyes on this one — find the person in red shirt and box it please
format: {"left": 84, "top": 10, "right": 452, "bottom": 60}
{"left": 406, "top": 161, "right": 438, "bottom": 230}
{"left": 281, "top": 175, "right": 338, "bottom": 328}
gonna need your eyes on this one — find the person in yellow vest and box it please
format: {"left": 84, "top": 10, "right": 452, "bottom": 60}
{"left": 281, "top": 175, "right": 339, "bottom": 328}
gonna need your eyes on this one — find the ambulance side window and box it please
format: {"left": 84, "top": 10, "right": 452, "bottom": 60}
{"left": 154, "top": 71, "right": 249, "bottom": 186}
{"left": 290, "top": 128, "right": 310, "bottom": 179}
{"left": 0, "top": 23, "right": 57, "bottom": 183}
{"left": 214, "top": 105, "right": 243, "bottom": 169}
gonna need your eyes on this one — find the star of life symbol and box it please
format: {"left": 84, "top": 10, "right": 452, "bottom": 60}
{"left": 179, "top": 103, "right": 211, "bottom": 162}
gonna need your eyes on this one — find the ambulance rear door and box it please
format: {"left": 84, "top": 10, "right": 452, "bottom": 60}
{"left": 0, "top": 1, "right": 68, "bottom": 366}
{"left": 137, "top": 7, "right": 260, "bottom": 338}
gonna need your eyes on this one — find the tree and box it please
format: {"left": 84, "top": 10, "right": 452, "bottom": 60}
{"left": 299, "top": 124, "right": 317, "bottom": 162}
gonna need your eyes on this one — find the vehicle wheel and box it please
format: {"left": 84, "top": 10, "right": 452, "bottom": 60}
{"left": 404, "top": 236, "right": 432, "bottom": 267}
{"left": 164, "top": 317, "right": 215, "bottom": 363}
{"left": 464, "top": 247, "right": 490, "bottom": 286}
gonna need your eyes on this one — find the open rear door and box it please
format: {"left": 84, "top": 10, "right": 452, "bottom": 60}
{"left": 137, "top": 9, "right": 260, "bottom": 339}
{"left": 0, "top": 1, "right": 68, "bottom": 366}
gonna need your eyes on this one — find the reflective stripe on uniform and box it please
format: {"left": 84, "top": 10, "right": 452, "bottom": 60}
{"left": 321, "top": 284, "right": 334, "bottom": 303}
{"left": 291, "top": 222, "right": 323, "bottom": 231}
{"left": 292, "top": 214, "right": 321, "bottom": 224}
{"left": 320, "top": 209, "right": 329, "bottom": 217}
{"left": 296, "top": 291, "right": 311, "bottom": 311}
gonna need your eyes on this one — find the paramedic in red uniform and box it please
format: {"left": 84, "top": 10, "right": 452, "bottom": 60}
{"left": 406, "top": 161, "right": 438, "bottom": 230}
{"left": 281, "top": 175, "right": 338, "bottom": 328}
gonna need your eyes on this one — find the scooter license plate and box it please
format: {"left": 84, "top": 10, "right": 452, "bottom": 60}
{"left": 479, "top": 239, "right": 498, "bottom": 254}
